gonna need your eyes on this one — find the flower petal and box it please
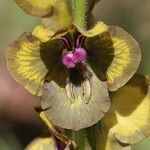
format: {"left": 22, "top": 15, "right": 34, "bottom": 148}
{"left": 32, "top": 25, "right": 55, "bottom": 43}
{"left": 14, "top": 0, "right": 52, "bottom": 17}
{"left": 25, "top": 137, "right": 57, "bottom": 150}
{"left": 6, "top": 31, "right": 63, "bottom": 96}
{"left": 106, "top": 26, "right": 141, "bottom": 91}
{"left": 97, "top": 128, "right": 131, "bottom": 150}
{"left": 41, "top": 67, "right": 110, "bottom": 130}
{"left": 101, "top": 75, "right": 150, "bottom": 144}
{"left": 79, "top": 21, "right": 108, "bottom": 37}
{"left": 41, "top": 0, "right": 73, "bottom": 32}
{"left": 84, "top": 24, "right": 141, "bottom": 91}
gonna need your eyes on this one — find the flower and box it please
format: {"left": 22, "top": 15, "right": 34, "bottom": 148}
{"left": 25, "top": 136, "right": 77, "bottom": 150}
{"left": 13, "top": 0, "right": 104, "bottom": 32}
{"left": 13, "top": 0, "right": 73, "bottom": 32}
{"left": 96, "top": 75, "right": 150, "bottom": 150}
{"left": 6, "top": 21, "right": 141, "bottom": 130}
{"left": 25, "top": 137, "right": 58, "bottom": 150}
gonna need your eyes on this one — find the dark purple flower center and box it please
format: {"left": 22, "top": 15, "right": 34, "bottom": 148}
{"left": 59, "top": 34, "right": 87, "bottom": 68}
{"left": 59, "top": 34, "right": 91, "bottom": 104}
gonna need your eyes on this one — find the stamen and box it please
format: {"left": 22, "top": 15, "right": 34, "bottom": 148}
{"left": 61, "top": 35, "right": 87, "bottom": 68}
{"left": 59, "top": 37, "right": 71, "bottom": 50}
{"left": 65, "top": 80, "right": 75, "bottom": 103}
{"left": 62, "top": 48, "right": 87, "bottom": 68}
{"left": 76, "top": 34, "right": 85, "bottom": 48}
{"left": 62, "top": 53, "right": 75, "bottom": 68}
{"left": 73, "top": 48, "right": 87, "bottom": 64}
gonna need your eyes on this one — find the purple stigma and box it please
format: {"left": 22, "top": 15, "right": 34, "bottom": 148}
{"left": 62, "top": 48, "right": 87, "bottom": 68}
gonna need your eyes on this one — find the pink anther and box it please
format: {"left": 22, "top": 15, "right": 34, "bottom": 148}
{"left": 73, "top": 48, "right": 87, "bottom": 63}
{"left": 62, "top": 48, "right": 87, "bottom": 68}
{"left": 62, "top": 53, "right": 75, "bottom": 68}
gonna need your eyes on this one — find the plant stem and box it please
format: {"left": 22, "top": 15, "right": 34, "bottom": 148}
{"left": 74, "top": 129, "right": 86, "bottom": 149}
{"left": 74, "top": 0, "right": 87, "bottom": 29}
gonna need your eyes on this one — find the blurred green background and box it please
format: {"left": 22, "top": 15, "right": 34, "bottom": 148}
{"left": 0, "top": 0, "right": 150, "bottom": 149}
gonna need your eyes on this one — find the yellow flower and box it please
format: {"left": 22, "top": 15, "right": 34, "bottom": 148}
{"left": 25, "top": 137, "right": 58, "bottom": 150}
{"left": 13, "top": 0, "right": 73, "bottom": 32}
{"left": 6, "top": 21, "right": 141, "bottom": 130}
{"left": 25, "top": 135, "right": 77, "bottom": 150}
{"left": 97, "top": 75, "right": 150, "bottom": 150}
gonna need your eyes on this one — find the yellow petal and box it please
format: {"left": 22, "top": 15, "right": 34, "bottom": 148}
{"left": 41, "top": 0, "right": 73, "bottom": 32}
{"left": 101, "top": 75, "right": 150, "bottom": 144}
{"left": 107, "top": 26, "right": 141, "bottom": 91}
{"left": 97, "top": 128, "right": 131, "bottom": 150}
{"left": 14, "top": 0, "right": 52, "bottom": 17}
{"left": 84, "top": 24, "right": 141, "bottom": 91}
{"left": 41, "top": 66, "right": 110, "bottom": 130}
{"left": 6, "top": 32, "right": 63, "bottom": 96}
{"left": 25, "top": 137, "right": 57, "bottom": 150}
{"left": 80, "top": 21, "right": 108, "bottom": 37}
{"left": 32, "top": 25, "right": 55, "bottom": 43}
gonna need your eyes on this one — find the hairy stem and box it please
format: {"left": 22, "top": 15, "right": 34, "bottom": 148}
{"left": 74, "top": 0, "right": 87, "bottom": 29}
